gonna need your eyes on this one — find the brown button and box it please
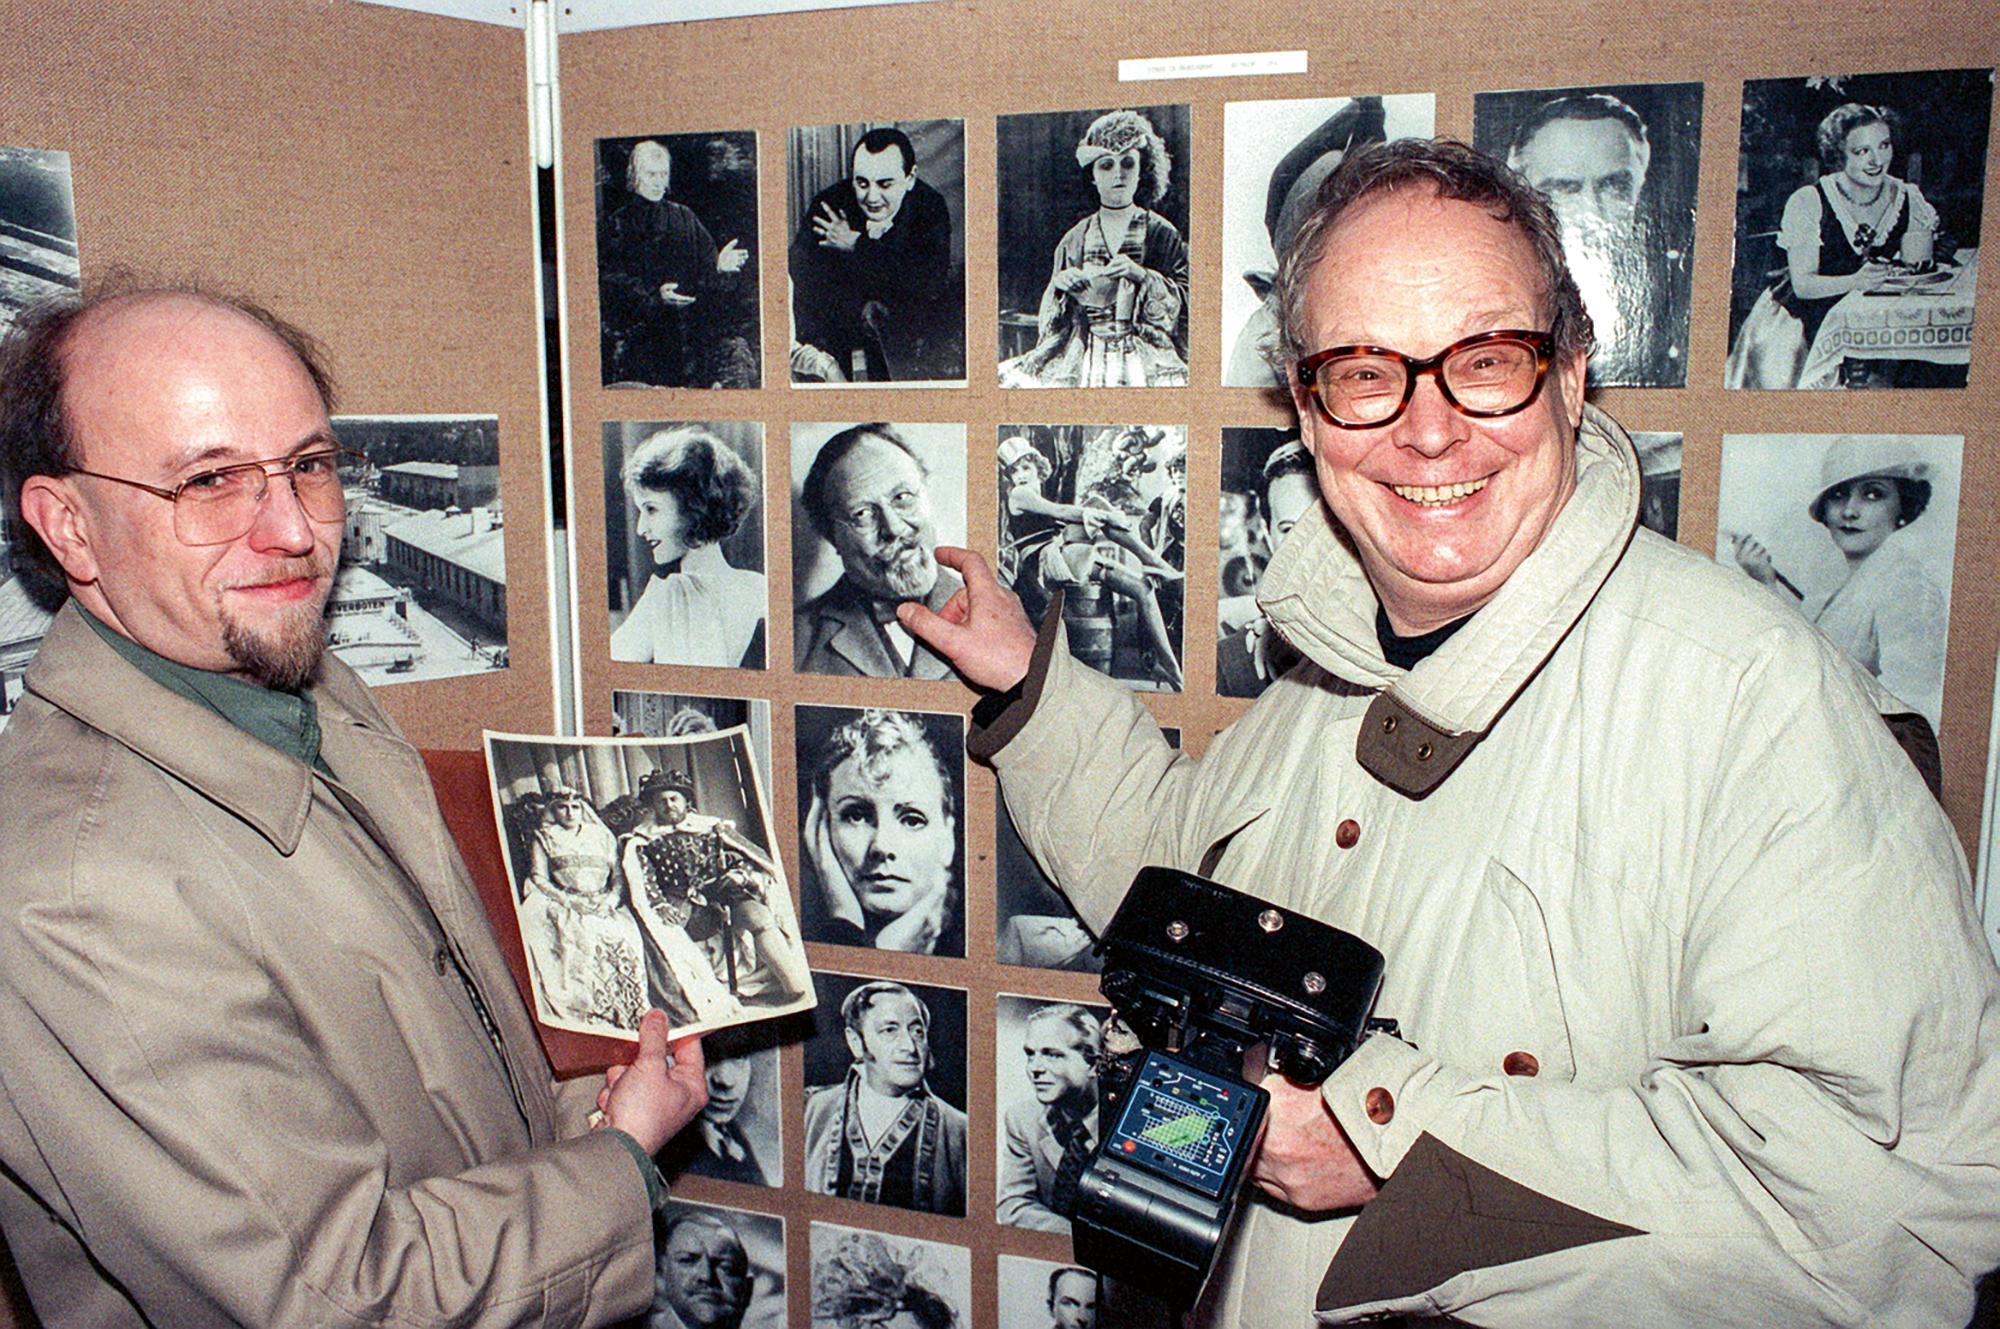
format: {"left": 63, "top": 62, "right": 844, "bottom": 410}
{"left": 1503, "top": 1051, "right": 1540, "bottom": 1077}
{"left": 1335, "top": 819, "right": 1360, "bottom": 849}
{"left": 1364, "top": 1087, "right": 1394, "bottom": 1125}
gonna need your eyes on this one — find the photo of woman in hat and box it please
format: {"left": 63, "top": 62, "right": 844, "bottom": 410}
{"left": 1726, "top": 434, "right": 1959, "bottom": 729}
{"left": 999, "top": 107, "right": 1189, "bottom": 388}
{"left": 519, "top": 787, "right": 647, "bottom": 1031}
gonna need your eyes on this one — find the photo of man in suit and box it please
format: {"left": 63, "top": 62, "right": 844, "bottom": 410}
{"left": 793, "top": 422, "right": 964, "bottom": 679}
{"left": 996, "top": 998, "right": 1104, "bottom": 1233}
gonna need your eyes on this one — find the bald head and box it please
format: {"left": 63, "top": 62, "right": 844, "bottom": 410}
{"left": 2, "top": 284, "right": 344, "bottom": 686}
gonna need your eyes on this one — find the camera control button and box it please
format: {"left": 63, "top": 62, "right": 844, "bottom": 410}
{"left": 1335, "top": 819, "right": 1360, "bottom": 849}
{"left": 1503, "top": 1051, "right": 1540, "bottom": 1077}
{"left": 1364, "top": 1087, "right": 1394, "bottom": 1124}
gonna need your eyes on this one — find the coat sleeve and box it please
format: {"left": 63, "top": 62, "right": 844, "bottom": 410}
{"left": 0, "top": 803, "right": 655, "bottom": 1328}
{"left": 986, "top": 621, "right": 1226, "bottom": 933}
{"left": 1314, "top": 644, "right": 2000, "bottom": 1327}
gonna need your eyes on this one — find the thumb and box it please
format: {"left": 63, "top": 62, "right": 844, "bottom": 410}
{"left": 633, "top": 1008, "right": 671, "bottom": 1066}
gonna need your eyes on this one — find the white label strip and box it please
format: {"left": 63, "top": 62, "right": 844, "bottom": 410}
{"left": 1118, "top": 49, "right": 1307, "bottom": 82}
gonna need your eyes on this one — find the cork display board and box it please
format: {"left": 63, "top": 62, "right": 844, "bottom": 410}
{"left": 557, "top": 3, "right": 2000, "bottom": 1326}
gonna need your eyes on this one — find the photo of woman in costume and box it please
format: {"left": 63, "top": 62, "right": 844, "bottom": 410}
{"left": 796, "top": 707, "right": 966, "bottom": 958}
{"left": 1722, "top": 434, "right": 1961, "bottom": 732}
{"left": 518, "top": 787, "right": 647, "bottom": 1032}
{"left": 997, "top": 431, "right": 1183, "bottom": 691}
{"left": 607, "top": 421, "right": 767, "bottom": 668}
{"left": 999, "top": 106, "right": 1190, "bottom": 388}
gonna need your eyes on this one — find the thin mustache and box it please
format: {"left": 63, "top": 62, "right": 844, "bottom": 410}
{"left": 230, "top": 559, "right": 331, "bottom": 589}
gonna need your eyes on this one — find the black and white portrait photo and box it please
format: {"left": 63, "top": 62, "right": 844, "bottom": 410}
{"left": 483, "top": 730, "right": 814, "bottom": 1041}
{"left": 999, "top": 1256, "right": 1102, "bottom": 1329}
{"left": 810, "top": 1222, "right": 970, "bottom": 1329}
{"left": 996, "top": 424, "right": 1186, "bottom": 691}
{"left": 1473, "top": 82, "right": 1702, "bottom": 387}
{"left": 1633, "top": 431, "right": 1683, "bottom": 541}
{"left": 1220, "top": 95, "right": 1434, "bottom": 388}
{"left": 995, "top": 995, "right": 1110, "bottom": 1234}
{"left": 802, "top": 973, "right": 969, "bottom": 1218}
{"left": 791, "top": 421, "right": 967, "bottom": 679}
{"left": 997, "top": 104, "right": 1192, "bottom": 388}
{"left": 1216, "top": 428, "right": 1319, "bottom": 699}
{"left": 1716, "top": 433, "right": 1962, "bottom": 731}
{"left": 1725, "top": 68, "right": 1991, "bottom": 390}
{"left": 788, "top": 119, "right": 966, "bottom": 386}
{"left": 995, "top": 726, "right": 1175, "bottom": 971}
{"left": 659, "top": 1025, "right": 784, "bottom": 1190}
{"left": 604, "top": 421, "right": 767, "bottom": 669}
{"left": 596, "top": 131, "right": 760, "bottom": 389}
{"left": 645, "top": 1201, "right": 786, "bottom": 1329}
{"left": 327, "top": 415, "right": 508, "bottom": 684}
{"left": 795, "top": 704, "right": 966, "bottom": 958}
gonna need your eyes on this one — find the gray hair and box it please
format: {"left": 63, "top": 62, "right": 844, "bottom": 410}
{"left": 1270, "top": 138, "right": 1594, "bottom": 374}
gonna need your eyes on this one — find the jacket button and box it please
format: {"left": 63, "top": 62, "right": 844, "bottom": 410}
{"left": 1335, "top": 819, "right": 1360, "bottom": 849}
{"left": 1364, "top": 1087, "right": 1394, "bottom": 1125}
{"left": 432, "top": 946, "right": 450, "bottom": 976}
{"left": 1503, "top": 1051, "right": 1539, "bottom": 1077}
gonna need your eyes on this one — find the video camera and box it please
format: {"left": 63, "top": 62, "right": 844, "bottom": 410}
{"left": 1072, "top": 868, "right": 1389, "bottom": 1307}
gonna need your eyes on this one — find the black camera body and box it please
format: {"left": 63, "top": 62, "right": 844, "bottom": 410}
{"left": 1072, "top": 868, "right": 1387, "bottom": 1306}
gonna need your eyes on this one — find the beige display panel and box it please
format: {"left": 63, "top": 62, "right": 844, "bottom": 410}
{"left": 0, "top": 1, "right": 555, "bottom": 752}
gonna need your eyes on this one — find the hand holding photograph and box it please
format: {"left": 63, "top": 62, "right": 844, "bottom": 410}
{"left": 484, "top": 729, "right": 814, "bottom": 1042}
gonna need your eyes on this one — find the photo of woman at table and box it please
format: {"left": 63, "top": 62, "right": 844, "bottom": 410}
{"left": 1726, "top": 69, "right": 1990, "bottom": 390}
{"left": 997, "top": 104, "right": 1190, "bottom": 388}
{"left": 1719, "top": 434, "right": 1961, "bottom": 734}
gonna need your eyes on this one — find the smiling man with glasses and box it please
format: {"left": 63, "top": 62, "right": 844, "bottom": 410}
{"left": 903, "top": 139, "right": 1999, "bottom": 1327}
{"left": 0, "top": 285, "right": 711, "bottom": 1328}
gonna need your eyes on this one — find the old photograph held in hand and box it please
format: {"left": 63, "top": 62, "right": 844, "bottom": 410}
{"left": 484, "top": 729, "right": 813, "bottom": 1042}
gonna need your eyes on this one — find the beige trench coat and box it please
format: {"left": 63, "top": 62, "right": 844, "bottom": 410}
{"left": 0, "top": 606, "right": 654, "bottom": 1327}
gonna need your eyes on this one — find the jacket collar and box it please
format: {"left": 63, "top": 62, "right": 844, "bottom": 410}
{"left": 23, "top": 600, "right": 389, "bottom": 855}
{"left": 1259, "top": 404, "right": 1640, "bottom": 744}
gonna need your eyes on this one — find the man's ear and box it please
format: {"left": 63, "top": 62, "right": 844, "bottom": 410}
{"left": 1556, "top": 343, "right": 1589, "bottom": 432}
{"left": 18, "top": 474, "right": 98, "bottom": 587}
{"left": 844, "top": 1027, "right": 865, "bottom": 1062}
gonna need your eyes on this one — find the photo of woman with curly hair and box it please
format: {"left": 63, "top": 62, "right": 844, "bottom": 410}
{"left": 606, "top": 421, "right": 768, "bottom": 667}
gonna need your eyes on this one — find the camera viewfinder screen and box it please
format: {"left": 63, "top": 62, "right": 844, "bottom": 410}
{"left": 1104, "top": 1051, "right": 1263, "bottom": 1199}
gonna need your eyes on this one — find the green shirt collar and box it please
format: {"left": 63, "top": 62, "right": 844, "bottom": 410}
{"left": 76, "top": 604, "right": 326, "bottom": 773}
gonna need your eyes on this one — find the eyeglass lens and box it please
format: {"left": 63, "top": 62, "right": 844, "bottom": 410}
{"left": 172, "top": 451, "right": 348, "bottom": 545}
{"left": 1313, "top": 337, "right": 1544, "bottom": 426}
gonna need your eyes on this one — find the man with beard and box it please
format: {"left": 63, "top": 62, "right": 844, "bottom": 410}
{"left": 1506, "top": 92, "right": 1686, "bottom": 386}
{"left": 1044, "top": 1266, "right": 1099, "bottom": 1329}
{"left": 795, "top": 423, "right": 962, "bottom": 679}
{"left": 803, "top": 981, "right": 966, "bottom": 1216}
{"left": 0, "top": 286, "right": 711, "bottom": 1327}
{"left": 996, "top": 1003, "right": 1101, "bottom": 1233}
{"left": 789, "top": 127, "right": 960, "bottom": 383}
{"left": 599, "top": 138, "right": 752, "bottom": 388}
{"left": 647, "top": 1210, "right": 755, "bottom": 1329}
